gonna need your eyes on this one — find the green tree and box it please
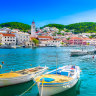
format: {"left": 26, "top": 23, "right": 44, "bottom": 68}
{"left": 61, "top": 42, "right": 64, "bottom": 45}
{"left": 66, "top": 37, "right": 70, "bottom": 40}
{"left": 89, "top": 36, "right": 93, "bottom": 39}
{"left": 52, "top": 32, "right": 57, "bottom": 36}
{"left": 65, "top": 29, "right": 69, "bottom": 32}
{"left": 62, "top": 33, "right": 64, "bottom": 36}
{"left": 57, "top": 32, "right": 61, "bottom": 35}
{"left": 32, "top": 39, "right": 39, "bottom": 46}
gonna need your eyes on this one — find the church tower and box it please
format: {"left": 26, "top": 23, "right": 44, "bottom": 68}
{"left": 31, "top": 20, "right": 36, "bottom": 37}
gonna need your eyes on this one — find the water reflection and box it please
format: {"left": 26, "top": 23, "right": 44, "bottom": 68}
{"left": 0, "top": 80, "right": 38, "bottom": 96}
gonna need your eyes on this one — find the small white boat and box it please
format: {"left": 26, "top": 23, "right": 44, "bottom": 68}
{"left": 70, "top": 50, "right": 88, "bottom": 56}
{"left": 0, "top": 66, "right": 48, "bottom": 87}
{"left": 35, "top": 65, "right": 81, "bottom": 96}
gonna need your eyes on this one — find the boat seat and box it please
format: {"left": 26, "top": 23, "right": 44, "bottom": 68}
{"left": 49, "top": 71, "right": 61, "bottom": 75}
{"left": 40, "top": 77, "right": 55, "bottom": 82}
{"left": 61, "top": 71, "right": 69, "bottom": 76}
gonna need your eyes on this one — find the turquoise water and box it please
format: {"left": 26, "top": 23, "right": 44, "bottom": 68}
{"left": 0, "top": 47, "right": 96, "bottom": 96}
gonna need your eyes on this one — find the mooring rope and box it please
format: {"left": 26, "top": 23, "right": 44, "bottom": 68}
{"left": 19, "top": 82, "right": 37, "bottom": 96}
{"left": 41, "top": 79, "right": 44, "bottom": 96}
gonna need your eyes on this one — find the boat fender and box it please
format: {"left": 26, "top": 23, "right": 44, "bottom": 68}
{"left": 92, "top": 56, "right": 94, "bottom": 59}
{"left": 2, "top": 61, "right": 4, "bottom": 64}
{"left": 0, "top": 65, "right": 2, "bottom": 69}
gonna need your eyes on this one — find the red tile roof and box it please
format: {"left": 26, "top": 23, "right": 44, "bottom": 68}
{"left": 70, "top": 37, "right": 82, "bottom": 40}
{"left": 54, "top": 39, "right": 61, "bottom": 41}
{"left": 11, "top": 32, "right": 15, "bottom": 33}
{"left": 37, "top": 35, "right": 53, "bottom": 39}
{"left": 82, "top": 37, "right": 91, "bottom": 40}
{"left": 0, "top": 33, "right": 15, "bottom": 37}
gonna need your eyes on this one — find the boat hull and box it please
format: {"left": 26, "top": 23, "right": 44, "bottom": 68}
{"left": 38, "top": 77, "right": 79, "bottom": 96}
{"left": 71, "top": 51, "right": 87, "bottom": 56}
{"left": 0, "top": 67, "right": 48, "bottom": 87}
{"left": 0, "top": 74, "right": 33, "bottom": 87}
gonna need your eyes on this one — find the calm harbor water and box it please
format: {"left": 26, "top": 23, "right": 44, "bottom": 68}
{"left": 0, "top": 47, "right": 96, "bottom": 96}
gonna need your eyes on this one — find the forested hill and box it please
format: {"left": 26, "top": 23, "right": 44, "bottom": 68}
{"left": 42, "top": 24, "right": 65, "bottom": 30}
{"left": 43, "top": 22, "right": 96, "bottom": 33}
{"left": 1, "top": 22, "right": 96, "bottom": 33}
{"left": 0, "top": 22, "right": 31, "bottom": 32}
{"left": 66, "top": 22, "right": 96, "bottom": 33}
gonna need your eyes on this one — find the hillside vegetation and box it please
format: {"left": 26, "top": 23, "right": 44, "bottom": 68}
{"left": 42, "top": 24, "right": 65, "bottom": 30}
{"left": 66, "top": 22, "right": 96, "bottom": 33}
{"left": 43, "top": 22, "right": 96, "bottom": 33}
{"left": 0, "top": 22, "right": 31, "bottom": 32}
{"left": 1, "top": 22, "right": 96, "bottom": 33}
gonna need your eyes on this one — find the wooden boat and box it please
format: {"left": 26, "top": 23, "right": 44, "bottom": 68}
{"left": 0, "top": 66, "right": 48, "bottom": 87}
{"left": 35, "top": 65, "right": 81, "bottom": 96}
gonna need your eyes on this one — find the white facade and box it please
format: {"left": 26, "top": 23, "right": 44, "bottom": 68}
{"left": 47, "top": 40, "right": 62, "bottom": 46}
{"left": 0, "top": 33, "right": 16, "bottom": 45}
{"left": 12, "top": 29, "right": 20, "bottom": 33}
{"left": 0, "top": 31, "right": 7, "bottom": 33}
{"left": 43, "top": 27, "right": 59, "bottom": 32}
{"left": 43, "top": 27, "right": 50, "bottom": 32}
{"left": 39, "top": 39, "right": 62, "bottom": 47}
{"left": 14, "top": 32, "right": 30, "bottom": 45}
{"left": 90, "top": 39, "right": 96, "bottom": 45}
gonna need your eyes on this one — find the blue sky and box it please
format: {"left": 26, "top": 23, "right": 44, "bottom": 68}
{"left": 0, "top": 0, "right": 96, "bottom": 27}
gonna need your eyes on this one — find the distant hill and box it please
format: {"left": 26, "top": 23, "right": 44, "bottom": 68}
{"left": 41, "top": 24, "right": 65, "bottom": 30}
{"left": 66, "top": 22, "right": 96, "bottom": 33}
{"left": 1, "top": 22, "right": 96, "bottom": 33}
{"left": 42, "top": 22, "right": 96, "bottom": 33}
{"left": 0, "top": 22, "right": 31, "bottom": 32}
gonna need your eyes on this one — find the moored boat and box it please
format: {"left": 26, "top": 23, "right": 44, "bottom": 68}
{"left": 71, "top": 49, "right": 95, "bottom": 56}
{"left": 35, "top": 65, "right": 81, "bottom": 96}
{"left": 0, "top": 66, "right": 48, "bottom": 87}
{"left": 70, "top": 49, "right": 88, "bottom": 56}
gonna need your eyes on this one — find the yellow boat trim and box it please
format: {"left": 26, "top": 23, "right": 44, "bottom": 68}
{"left": 35, "top": 74, "right": 73, "bottom": 83}
{"left": 0, "top": 72, "right": 22, "bottom": 78}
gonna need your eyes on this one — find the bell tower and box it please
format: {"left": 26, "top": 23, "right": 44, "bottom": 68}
{"left": 31, "top": 20, "right": 36, "bottom": 37}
